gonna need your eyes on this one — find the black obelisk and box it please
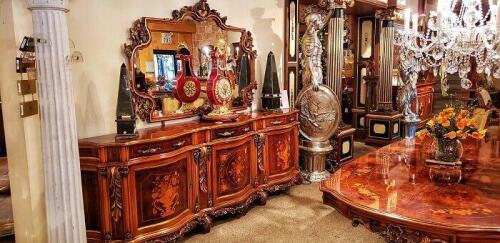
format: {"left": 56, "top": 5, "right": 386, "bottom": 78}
{"left": 233, "top": 54, "right": 250, "bottom": 106}
{"left": 238, "top": 54, "right": 250, "bottom": 90}
{"left": 116, "top": 63, "right": 138, "bottom": 139}
{"left": 261, "top": 52, "right": 281, "bottom": 110}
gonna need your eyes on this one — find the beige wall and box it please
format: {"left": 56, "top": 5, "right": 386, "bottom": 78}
{"left": 0, "top": 0, "right": 47, "bottom": 241}
{"left": 68, "top": 0, "right": 285, "bottom": 138}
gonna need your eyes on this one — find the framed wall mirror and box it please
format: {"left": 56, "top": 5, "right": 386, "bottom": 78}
{"left": 124, "top": 0, "right": 257, "bottom": 123}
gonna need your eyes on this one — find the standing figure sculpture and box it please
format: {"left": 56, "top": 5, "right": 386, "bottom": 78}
{"left": 296, "top": 0, "right": 343, "bottom": 182}
{"left": 301, "top": 2, "right": 334, "bottom": 90}
{"left": 398, "top": 70, "right": 419, "bottom": 122}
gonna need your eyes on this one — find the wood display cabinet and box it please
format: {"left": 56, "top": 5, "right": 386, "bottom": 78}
{"left": 79, "top": 110, "right": 301, "bottom": 242}
{"left": 413, "top": 81, "right": 435, "bottom": 128}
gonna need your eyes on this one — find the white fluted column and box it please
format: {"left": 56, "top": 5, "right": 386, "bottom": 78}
{"left": 28, "top": 0, "right": 87, "bottom": 242}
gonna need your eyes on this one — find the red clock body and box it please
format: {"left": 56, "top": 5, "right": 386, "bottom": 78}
{"left": 206, "top": 51, "right": 234, "bottom": 106}
{"left": 173, "top": 54, "right": 201, "bottom": 103}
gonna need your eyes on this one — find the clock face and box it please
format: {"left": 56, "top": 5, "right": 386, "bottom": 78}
{"left": 215, "top": 78, "right": 233, "bottom": 103}
{"left": 183, "top": 80, "right": 197, "bottom": 98}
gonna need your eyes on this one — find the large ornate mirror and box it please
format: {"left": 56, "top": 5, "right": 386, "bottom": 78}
{"left": 124, "top": 0, "right": 257, "bottom": 123}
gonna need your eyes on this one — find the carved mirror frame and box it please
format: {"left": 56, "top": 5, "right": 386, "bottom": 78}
{"left": 123, "top": 0, "right": 257, "bottom": 123}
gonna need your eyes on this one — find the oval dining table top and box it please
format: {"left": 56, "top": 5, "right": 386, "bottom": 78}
{"left": 320, "top": 138, "right": 500, "bottom": 241}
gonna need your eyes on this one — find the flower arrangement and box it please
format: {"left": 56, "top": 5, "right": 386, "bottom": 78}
{"left": 416, "top": 105, "right": 487, "bottom": 163}
{"left": 416, "top": 106, "right": 486, "bottom": 141}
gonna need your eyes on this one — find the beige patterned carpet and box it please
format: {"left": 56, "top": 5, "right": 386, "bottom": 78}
{"left": 183, "top": 142, "right": 383, "bottom": 243}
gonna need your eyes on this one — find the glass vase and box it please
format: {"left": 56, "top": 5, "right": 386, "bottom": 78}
{"left": 433, "top": 138, "right": 463, "bottom": 163}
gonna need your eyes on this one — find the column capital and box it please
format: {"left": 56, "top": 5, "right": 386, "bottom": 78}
{"left": 28, "top": 0, "right": 68, "bottom": 12}
{"left": 325, "top": 0, "right": 354, "bottom": 9}
{"left": 375, "top": 7, "right": 397, "bottom": 21}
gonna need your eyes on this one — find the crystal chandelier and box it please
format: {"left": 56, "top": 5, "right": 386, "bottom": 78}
{"left": 395, "top": 0, "right": 500, "bottom": 90}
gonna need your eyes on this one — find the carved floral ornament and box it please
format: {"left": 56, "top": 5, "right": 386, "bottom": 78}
{"left": 375, "top": 7, "right": 398, "bottom": 21}
{"left": 317, "top": 0, "right": 355, "bottom": 9}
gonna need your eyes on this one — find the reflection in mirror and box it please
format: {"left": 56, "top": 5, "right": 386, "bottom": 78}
{"left": 133, "top": 19, "right": 248, "bottom": 119}
{"left": 153, "top": 50, "right": 177, "bottom": 91}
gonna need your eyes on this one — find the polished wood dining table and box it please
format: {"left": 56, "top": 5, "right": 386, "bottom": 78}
{"left": 320, "top": 138, "right": 500, "bottom": 243}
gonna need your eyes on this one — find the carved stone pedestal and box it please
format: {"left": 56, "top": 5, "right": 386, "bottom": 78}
{"left": 329, "top": 126, "right": 356, "bottom": 169}
{"left": 365, "top": 112, "right": 402, "bottom": 145}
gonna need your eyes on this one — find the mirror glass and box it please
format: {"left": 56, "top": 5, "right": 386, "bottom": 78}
{"left": 132, "top": 17, "right": 249, "bottom": 120}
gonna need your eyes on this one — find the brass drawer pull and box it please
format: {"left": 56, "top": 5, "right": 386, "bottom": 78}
{"left": 137, "top": 147, "right": 162, "bottom": 155}
{"left": 218, "top": 131, "right": 235, "bottom": 137}
{"left": 242, "top": 127, "right": 251, "bottom": 132}
{"left": 271, "top": 120, "right": 284, "bottom": 125}
{"left": 289, "top": 117, "right": 295, "bottom": 122}
{"left": 172, "top": 140, "right": 186, "bottom": 148}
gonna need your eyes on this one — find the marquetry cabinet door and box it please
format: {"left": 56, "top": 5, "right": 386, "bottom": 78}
{"left": 210, "top": 135, "right": 257, "bottom": 209}
{"left": 128, "top": 150, "right": 197, "bottom": 240}
{"left": 264, "top": 126, "right": 299, "bottom": 185}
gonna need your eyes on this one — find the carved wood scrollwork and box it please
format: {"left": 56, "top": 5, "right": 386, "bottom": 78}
{"left": 352, "top": 216, "right": 449, "bottom": 243}
{"left": 132, "top": 93, "right": 154, "bottom": 122}
{"left": 109, "top": 166, "right": 129, "bottom": 223}
{"left": 104, "top": 233, "right": 112, "bottom": 242}
{"left": 327, "top": 137, "right": 340, "bottom": 171}
{"left": 123, "top": 18, "right": 150, "bottom": 59}
{"left": 210, "top": 191, "right": 265, "bottom": 218}
{"left": 172, "top": 0, "right": 227, "bottom": 24}
{"left": 266, "top": 174, "right": 302, "bottom": 193}
{"left": 145, "top": 213, "right": 212, "bottom": 243}
{"left": 254, "top": 134, "right": 265, "bottom": 173}
{"left": 194, "top": 147, "right": 211, "bottom": 193}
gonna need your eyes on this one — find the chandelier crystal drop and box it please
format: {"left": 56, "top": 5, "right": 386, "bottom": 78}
{"left": 395, "top": 0, "right": 500, "bottom": 89}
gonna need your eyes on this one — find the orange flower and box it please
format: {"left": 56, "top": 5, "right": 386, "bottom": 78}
{"left": 416, "top": 130, "right": 429, "bottom": 140}
{"left": 444, "top": 107, "right": 455, "bottom": 113}
{"left": 438, "top": 116, "right": 450, "bottom": 127}
{"left": 457, "top": 118, "right": 467, "bottom": 130}
{"left": 470, "top": 130, "right": 486, "bottom": 139}
{"left": 427, "top": 119, "right": 435, "bottom": 128}
{"left": 456, "top": 130, "right": 466, "bottom": 139}
{"left": 459, "top": 110, "right": 469, "bottom": 118}
{"left": 444, "top": 131, "right": 457, "bottom": 139}
{"left": 479, "top": 129, "right": 487, "bottom": 137}
{"left": 466, "top": 118, "right": 476, "bottom": 127}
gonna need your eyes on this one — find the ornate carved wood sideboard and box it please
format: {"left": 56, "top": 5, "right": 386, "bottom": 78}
{"left": 79, "top": 110, "right": 301, "bottom": 242}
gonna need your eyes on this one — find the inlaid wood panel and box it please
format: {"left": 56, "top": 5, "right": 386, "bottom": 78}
{"left": 215, "top": 142, "right": 251, "bottom": 197}
{"left": 135, "top": 159, "right": 189, "bottom": 227}
{"left": 267, "top": 130, "right": 294, "bottom": 175}
{"left": 264, "top": 126, "right": 299, "bottom": 186}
